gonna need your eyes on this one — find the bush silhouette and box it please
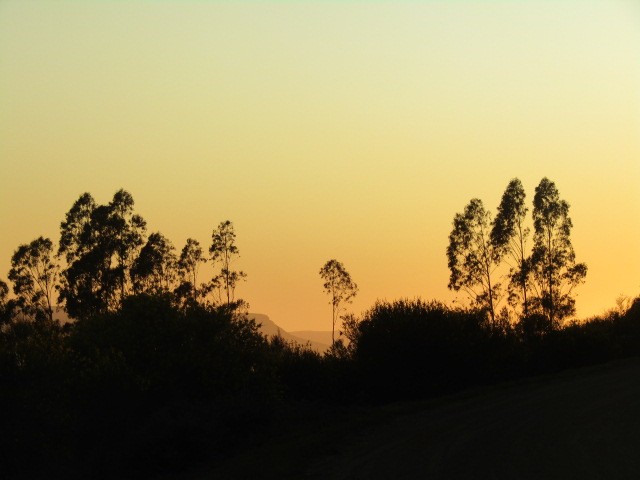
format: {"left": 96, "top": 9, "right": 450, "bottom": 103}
{"left": 351, "top": 299, "right": 492, "bottom": 400}
{"left": 1, "top": 294, "right": 279, "bottom": 477}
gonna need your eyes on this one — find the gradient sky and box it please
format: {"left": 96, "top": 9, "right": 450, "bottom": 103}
{"left": 1, "top": 1, "right": 639, "bottom": 331}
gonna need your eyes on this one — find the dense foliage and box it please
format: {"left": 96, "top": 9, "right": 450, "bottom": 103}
{"left": 2, "top": 295, "right": 640, "bottom": 478}
{"left": 0, "top": 296, "right": 277, "bottom": 478}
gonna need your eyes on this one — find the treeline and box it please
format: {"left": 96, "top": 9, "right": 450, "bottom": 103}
{"left": 2, "top": 294, "right": 640, "bottom": 478}
{"left": 1, "top": 187, "right": 639, "bottom": 478}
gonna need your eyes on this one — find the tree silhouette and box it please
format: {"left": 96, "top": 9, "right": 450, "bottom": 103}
{"left": 209, "top": 220, "right": 246, "bottom": 307}
{"left": 530, "top": 178, "right": 587, "bottom": 327}
{"left": 177, "top": 238, "right": 207, "bottom": 304}
{"left": 57, "top": 192, "right": 101, "bottom": 318}
{"left": 58, "top": 192, "right": 96, "bottom": 261}
{"left": 131, "top": 232, "right": 178, "bottom": 295}
{"left": 8, "top": 236, "right": 59, "bottom": 322}
{"left": 447, "top": 198, "right": 500, "bottom": 323}
{"left": 58, "top": 190, "right": 147, "bottom": 319}
{"left": 109, "top": 190, "right": 148, "bottom": 300}
{"left": 319, "top": 259, "right": 358, "bottom": 346}
{"left": 491, "top": 178, "right": 530, "bottom": 316}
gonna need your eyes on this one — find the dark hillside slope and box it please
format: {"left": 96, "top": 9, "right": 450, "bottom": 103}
{"left": 308, "top": 358, "right": 640, "bottom": 479}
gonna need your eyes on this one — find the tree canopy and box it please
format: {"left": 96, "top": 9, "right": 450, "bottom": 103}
{"left": 448, "top": 177, "right": 586, "bottom": 328}
{"left": 131, "top": 232, "right": 178, "bottom": 295}
{"left": 491, "top": 178, "right": 530, "bottom": 315}
{"left": 447, "top": 198, "right": 501, "bottom": 323}
{"left": 530, "top": 177, "right": 587, "bottom": 327}
{"left": 8, "top": 236, "right": 59, "bottom": 322}
{"left": 57, "top": 190, "right": 147, "bottom": 319}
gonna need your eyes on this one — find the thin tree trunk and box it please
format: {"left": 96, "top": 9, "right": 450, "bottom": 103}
{"left": 482, "top": 230, "right": 495, "bottom": 326}
{"left": 332, "top": 301, "right": 336, "bottom": 347}
{"left": 547, "top": 228, "right": 554, "bottom": 328}
{"left": 519, "top": 225, "right": 528, "bottom": 317}
{"left": 487, "top": 265, "right": 495, "bottom": 326}
{"left": 522, "top": 265, "right": 528, "bottom": 317}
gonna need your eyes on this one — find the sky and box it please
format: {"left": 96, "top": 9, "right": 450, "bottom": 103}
{"left": 1, "top": 1, "right": 639, "bottom": 331}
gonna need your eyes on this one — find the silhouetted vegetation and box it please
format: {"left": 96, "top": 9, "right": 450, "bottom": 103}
{"left": 448, "top": 178, "right": 587, "bottom": 328}
{"left": 319, "top": 259, "right": 358, "bottom": 346}
{"left": 1, "top": 296, "right": 278, "bottom": 479}
{"left": 1, "top": 187, "right": 638, "bottom": 478}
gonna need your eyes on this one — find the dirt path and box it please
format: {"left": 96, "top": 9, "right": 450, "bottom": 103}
{"left": 307, "top": 360, "right": 640, "bottom": 479}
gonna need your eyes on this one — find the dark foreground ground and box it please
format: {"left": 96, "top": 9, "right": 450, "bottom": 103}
{"left": 191, "top": 358, "right": 640, "bottom": 479}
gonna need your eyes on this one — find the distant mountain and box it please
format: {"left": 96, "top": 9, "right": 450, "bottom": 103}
{"left": 249, "top": 313, "right": 331, "bottom": 353}
{"left": 289, "top": 330, "right": 334, "bottom": 347}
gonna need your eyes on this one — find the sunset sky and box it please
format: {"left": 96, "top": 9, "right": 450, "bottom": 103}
{"left": 1, "top": 1, "right": 639, "bottom": 332}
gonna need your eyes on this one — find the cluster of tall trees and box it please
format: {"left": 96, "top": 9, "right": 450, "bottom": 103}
{"left": 1, "top": 189, "right": 246, "bottom": 323}
{"left": 447, "top": 177, "right": 587, "bottom": 329}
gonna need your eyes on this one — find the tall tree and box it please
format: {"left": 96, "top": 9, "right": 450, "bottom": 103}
{"left": 530, "top": 178, "right": 587, "bottom": 327}
{"left": 491, "top": 178, "right": 530, "bottom": 316}
{"left": 58, "top": 190, "right": 146, "bottom": 319}
{"left": 177, "top": 238, "right": 206, "bottom": 303}
{"left": 209, "top": 220, "right": 246, "bottom": 307}
{"left": 58, "top": 193, "right": 105, "bottom": 318}
{"left": 58, "top": 192, "right": 96, "bottom": 264}
{"left": 319, "top": 259, "right": 358, "bottom": 346}
{"left": 131, "top": 232, "right": 178, "bottom": 295}
{"left": 108, "top": 190, "right": 147, "bottom": 300}
{"left": 447, "top": 198, "right": 501, "bottom": 323}
{"left": 8, "top": 237, "right": 59, "bottom": 322}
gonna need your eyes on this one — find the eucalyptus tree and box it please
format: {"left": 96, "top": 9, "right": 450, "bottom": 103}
{"left": 131, "top": 232, "right": 178, "bottom": 295}
{"left": 58, "top": 192, "right": 96, "bottom": 264}
{"left": 58, "top": 189, "right": 147, "bottom": 319}
{"left": 57, "top": 192, "right": 101, "bottom": 318}
{"left": 529, "top": 178, "right": 587, "bottom": 327}
{"left": 447, "top": 198, "right": 501, "bottom": 323}
{"left": 8, "top": 236, "right": 59, "bottom": 322}
{"left": 319, "top": 259, "right": 358, "bottom": 346}
{"left": 108, "top": 189, "right": 148, "bottom": 299}
{"left": 177, "top": 238, "right": 207, "bottom": 303}
{"left": 491, "top": 178, "right": 530, "bottom": 316}
{"left": 209, "top": 220, "right": 246, "bottom": 307}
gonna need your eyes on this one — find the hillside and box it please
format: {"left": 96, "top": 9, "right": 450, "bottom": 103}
{"left": 308, "top": 358, "right": 640, "bottom": 479}
{"left": 196, "top": 358, "right": 640, "bottom": 479}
